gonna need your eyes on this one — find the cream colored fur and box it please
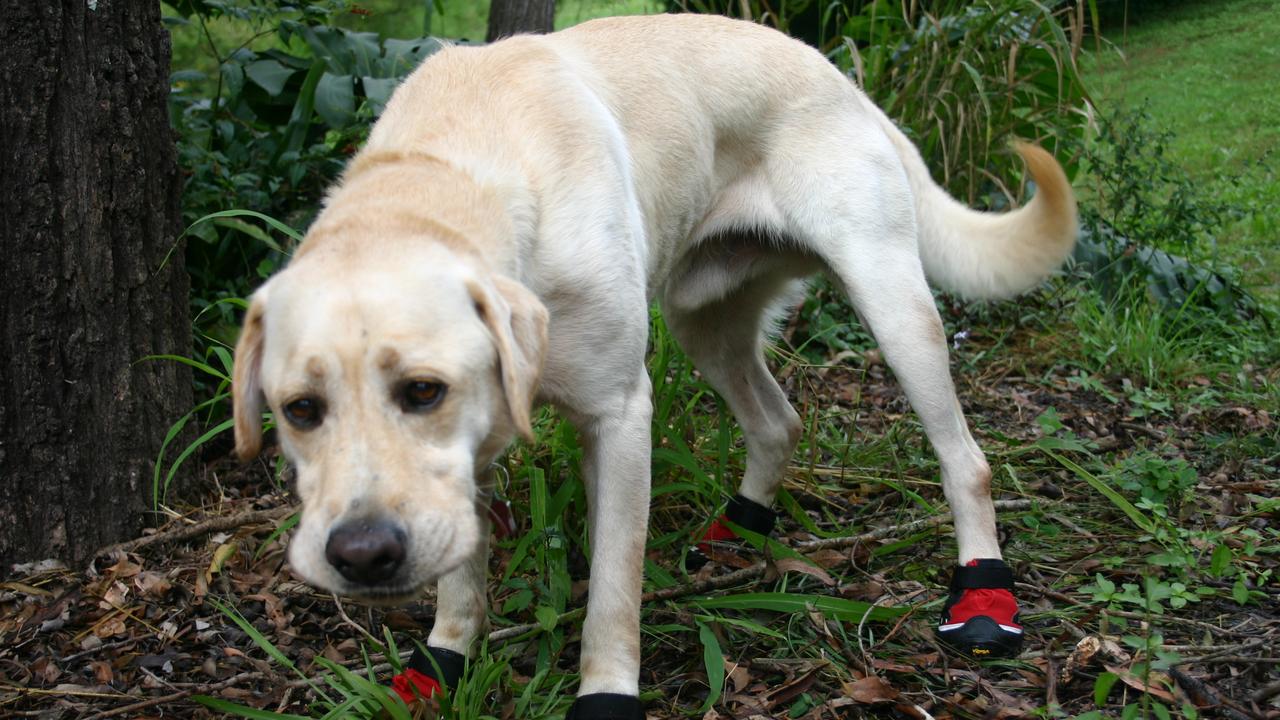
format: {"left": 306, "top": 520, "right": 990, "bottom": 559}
{"left": 233, "top": 13, "right": 1076, "bottom": 700}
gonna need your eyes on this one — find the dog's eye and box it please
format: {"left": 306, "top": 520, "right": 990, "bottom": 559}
{"left": 401, "top": 380, "right": 446, "bottom": 412}
{"left": 283, "top": 397, "right": 324, "bottom": 429}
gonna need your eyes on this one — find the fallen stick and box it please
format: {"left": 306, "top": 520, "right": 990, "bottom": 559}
{"left": 1168, "top": 667, "right": 1258, "bottom": 720}
{"left": 91, "top": 506, "right": 295, "bottom": 564}
{"left": 646, "top": 498, "right": 1034, "bottom": 605}
{"left": 1251, "top": 677, "right": 1280, "bottom": 704}
{"left": 82, "top": 670, "right": 266, "bottom": 720}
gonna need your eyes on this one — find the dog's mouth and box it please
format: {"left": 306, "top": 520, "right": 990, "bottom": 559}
{"left": 337, "top": 582, "right": 432, "bottom": 606}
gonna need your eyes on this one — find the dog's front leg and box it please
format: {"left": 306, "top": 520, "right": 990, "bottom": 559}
{"left": 427, "top": 513, "right": 491, "bottom": 654}
{"left": 567, "top": 369, "right": 652, "bottom": 720}
{"left": 394, "top": 480, "right": 491, "bottom": 701}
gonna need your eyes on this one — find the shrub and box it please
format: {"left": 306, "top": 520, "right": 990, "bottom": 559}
{"left": 1074, "top": 105, "right": 1259, "bottom": 320}
{"left": 167, "top": 1, "right": 442, "bottom": 350}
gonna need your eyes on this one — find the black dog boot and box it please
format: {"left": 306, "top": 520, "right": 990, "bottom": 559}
{"left": 390, "top": 645, "right": 466, "bottom": 703}
{"left": 566, "top": 693, "right": 644, "bottom": 720}
{"left": 936, "top": 558, "right": 1024, "bottom": 658}
{"left": 687, "top": 494, "right": 777, "bottom": 568}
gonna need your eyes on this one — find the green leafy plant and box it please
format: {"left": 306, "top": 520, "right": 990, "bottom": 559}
{"left": 1115, "top": 451, "right": 1197, "bottom": 508}
{"left": 837, "top": 0, "right": 1092, "bottom": 206}
{"left": 1074, "top": 105, "right": 1259, "bottom": 320}
{"left": 168, "top": 2, "right": 444, "bottom": 354}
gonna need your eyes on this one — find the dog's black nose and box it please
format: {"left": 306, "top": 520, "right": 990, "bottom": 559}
{"left": 325, "top": 520, "right": 406, "bottom": 585}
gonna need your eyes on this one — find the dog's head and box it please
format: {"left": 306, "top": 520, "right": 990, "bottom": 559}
{"left": 232, "top": 241, "right": 547, "bottom": 601}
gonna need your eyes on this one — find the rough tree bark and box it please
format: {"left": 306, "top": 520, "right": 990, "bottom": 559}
{"left": 487, "top": 0, "right": 556, "bottom": 42}
{"left": 0, "top": 0, "right": 191, "bottom": 569}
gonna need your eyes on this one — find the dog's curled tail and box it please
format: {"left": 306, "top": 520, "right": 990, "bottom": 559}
{"left": 876, "top": 113, "right": 1078, "bottom": 301}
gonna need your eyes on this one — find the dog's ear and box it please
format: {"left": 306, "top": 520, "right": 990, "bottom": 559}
{"left": 233, "top": 285, "right": 271, "bottom": 461}
{"left": 468, "top": 274, "right": 549, "bottom": 441}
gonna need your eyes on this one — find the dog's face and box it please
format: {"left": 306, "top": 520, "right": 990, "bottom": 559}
{"left": 232, "top": 242, "right": 547, "bottom": 601}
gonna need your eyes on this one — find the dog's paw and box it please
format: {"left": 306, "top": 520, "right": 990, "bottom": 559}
{"left": 687, "top": 494, "right": 777, "bottom": 569}
{"left": 391, "top": 645, "right": 466, "bottom": 704}
{"left": 936, "top": 558, "right": 1024, "bottom": 658}
{"left": 566, "top": 693, "right": 644, "bottom": 720}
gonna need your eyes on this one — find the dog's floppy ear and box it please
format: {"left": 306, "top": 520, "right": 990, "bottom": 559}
{"left": 468, "top": 274, "right": 549, "bottom": 441}
{"left": 233, "top": 285, "right": 271, "bottom": 461}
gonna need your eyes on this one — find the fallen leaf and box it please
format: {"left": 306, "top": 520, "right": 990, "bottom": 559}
{"left": 1104, "top": 664, "right": 1178, "bottom": 703}
{"left": 207, "top": 542, "right": 238, "bottom": 581}
{"left": 774, "top": 557, "right": 835, "bottom": 586}
{"left": 134, "top": 571, "right": 172, "bottom": 598}
{"left": 93, "top": 613, "right": 128, "bottom": 639}
{"left": 843, "top": 675, "right": 899, "bottom": 704}
{"left": 806, "top": 549, "right": 847, "bottom": 569}
{"left": 726, "top": 662, "right": 751, "bottom": 694}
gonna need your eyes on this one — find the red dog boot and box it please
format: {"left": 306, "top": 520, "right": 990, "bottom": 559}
{"left": 391, "top": 645, "right": 466, "bottom": 704}
{"left": 688, "top": 494, "right": 777, "bottom": 568}
{"left": 936, "top": 558, "right": 1023, "bottom": 658}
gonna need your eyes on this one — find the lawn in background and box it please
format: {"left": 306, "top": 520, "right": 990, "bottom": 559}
{"left": 1085, "top": 0, "right": 1280, "bottom": 299}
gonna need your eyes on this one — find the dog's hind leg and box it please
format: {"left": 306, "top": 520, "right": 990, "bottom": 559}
{"left": 823, "top": 243, "right": 1023, "bottom": 657}
{"left": 662, "top": 257, "right": 811, "bottom": 547}
{"left": 769, "top": 123, "right": 1023, "bottom": 655}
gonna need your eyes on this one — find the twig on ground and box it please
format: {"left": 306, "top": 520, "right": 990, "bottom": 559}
{"left": 487, "top": 607, "right": 586, "bottom": 643}
{"left": 1117, "top": 420, "right": 1167, "bottom": 441}
{"left": 1251, "top": 677, "right": 1280, "bottom": 704}
{"left": 81, "top": 670, "right": 266, "bottom": 720}
{"left": 1168, "top": 639, "right": 1267, "bottom": 663}
{"left": 1168, "top": 667, "right": 1259, "bottom": 720}
{"left": 643, "top": 499, "right": 1033, "bottom": 607}
{"left": 90, "top": 506, "right": 294, "bottom": 566}
{"left": 793, "top": 499, "right": 1034, "bottom": 553}
{"left": 332, "top": 593, "right": 382, "bottom": 646}
{"left": 58, "top": 638, "right": 137, "bottom": 665}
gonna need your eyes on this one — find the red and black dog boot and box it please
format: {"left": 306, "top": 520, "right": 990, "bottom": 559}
{"left": 687, "top": 494, "right": 777, "bottom": 570}
{"left": 936, "top": 558, "right": 1023, "bottom": 658}
{"left": 391, "top": 645, "right": 466, "bottom": 704}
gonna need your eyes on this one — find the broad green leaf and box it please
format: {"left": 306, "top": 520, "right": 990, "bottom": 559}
{"left": 314, "top": 73, "right": 356, "bottom": 128}
{"left": 1093, "top": 671, "right": 1120, "bottom": 705}
{"left": 1209, "top": 544, "right": 1232, "bottom": 577}
{"left": 283, "top": 60, "right": 325, "bottom": 156}
{"left": 535, "top": 605, "right": 559, "bottom": 633}
{"left": 244, "top": 59, "right": 296, "bottom": 97}
{"left": 362, "top": 76, "right": 400, "bottom": 114}
{"left": 220, "top": 60, "right": 245, "bottom": 99}
{"left": 697, "top": 623, "right": 724, "bottom": 713}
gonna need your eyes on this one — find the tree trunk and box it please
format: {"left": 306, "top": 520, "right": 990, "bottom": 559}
{"left": 0, "top": 0, "right": 190, "bottom": 569}
{"left": 486, "top": 0, "right": 556, "bottom": 42}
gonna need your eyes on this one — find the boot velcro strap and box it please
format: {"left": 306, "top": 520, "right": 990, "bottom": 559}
{"left": 566, "top": 693, "right": 643, "bottom": 720}
{"left": 724, "top": 494, "right": 776, "bottom": 536}
{"left": 950, "top": 560, "right": 1015, "bottom": 591}
{"left": 407, "top": 645, "right": 466, "bottom": 689}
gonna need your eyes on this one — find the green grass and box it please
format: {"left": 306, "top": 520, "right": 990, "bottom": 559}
{"left": 1084, "top": 0, "right": 1280, "bottom": 298}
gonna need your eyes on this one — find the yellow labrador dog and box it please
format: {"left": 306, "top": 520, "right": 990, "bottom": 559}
{"left": 233, "top": 13, "right": 1075, "bottom": 717}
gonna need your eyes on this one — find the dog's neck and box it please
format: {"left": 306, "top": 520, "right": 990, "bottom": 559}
{"left": 299, "top": 147, "right": 522, "bottom": 275}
